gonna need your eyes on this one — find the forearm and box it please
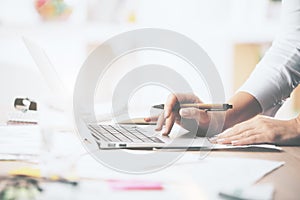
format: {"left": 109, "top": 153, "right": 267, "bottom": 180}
{"left": 223, "top": 91, "right": 262, "bottom": 131}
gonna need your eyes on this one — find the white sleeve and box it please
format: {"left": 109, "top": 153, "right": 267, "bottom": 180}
{"left": 239, "top": 0, "right": 300, "bottom": 116}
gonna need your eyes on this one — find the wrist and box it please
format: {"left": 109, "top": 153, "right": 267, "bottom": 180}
{"left": 223, "top": 92, "right": 262, "bottom": 131}
{"left": 294, "top": 114, "right": 300, "bottom": 134}
{"left": 278, "top": 116, "right": 300, "bottom": 145}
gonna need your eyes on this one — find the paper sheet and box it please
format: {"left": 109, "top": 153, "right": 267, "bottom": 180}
{"left": 211, "top": 143, "right": 282, "bottom": 151}
{"left": 74, "top": 151, "right": 284, "bottom": 199}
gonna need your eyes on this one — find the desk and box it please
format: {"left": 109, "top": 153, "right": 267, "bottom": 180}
{"left": 0, "top": 147, "right": 299, "bottom": 199}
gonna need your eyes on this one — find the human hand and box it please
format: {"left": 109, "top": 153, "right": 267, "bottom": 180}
{"left": 213, "top": 115, "right": 300, "bottom": 145}
{"left": 145, "top": 93, "right": 211, "bottom": 136}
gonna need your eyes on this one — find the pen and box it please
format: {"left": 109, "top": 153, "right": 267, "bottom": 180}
{"left": 152, "top": 103, "right": 233, "bottom": 111}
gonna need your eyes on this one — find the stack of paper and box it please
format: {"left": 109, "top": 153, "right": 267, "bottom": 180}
{"left": 0, "top": 125, "right": 42, "bottom": 157}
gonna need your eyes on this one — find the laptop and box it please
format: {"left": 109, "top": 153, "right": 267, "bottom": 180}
{"left": 23, "top": 38, "right": 214, "bottom": 150}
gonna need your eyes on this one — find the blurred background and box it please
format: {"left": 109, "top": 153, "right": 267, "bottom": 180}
{"left": 0, "top": 0, "right": 298, "bottom": 123}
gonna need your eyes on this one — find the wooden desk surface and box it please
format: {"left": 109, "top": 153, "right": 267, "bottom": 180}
{"left": 208, "top": 146, "right": 300, "bottom": 200}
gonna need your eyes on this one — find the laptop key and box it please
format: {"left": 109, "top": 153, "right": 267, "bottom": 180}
{"left": 105, "top": 133, "right": 121, "bottom": 142}
{"left": 112, "top": 133, "right": 132, "bottom": 142}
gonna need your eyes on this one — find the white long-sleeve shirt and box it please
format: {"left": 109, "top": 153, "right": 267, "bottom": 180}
{"left": 239, "top": 0, "right": 300, "bottom": 116}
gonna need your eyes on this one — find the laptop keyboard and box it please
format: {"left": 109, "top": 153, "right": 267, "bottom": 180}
{"left": 88, "top": 124, "right": 164, "bottom": 143}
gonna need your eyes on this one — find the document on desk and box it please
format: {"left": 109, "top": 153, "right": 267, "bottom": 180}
{"left": 175, "top": 156, "right": 284, "bottom": 200}
{"left": 0, "top": 125, "right": 42, "bottom": 159}
{"left": 75, "top": 152, "right": 284, "bottom": 199}
{"left": 211, "top": 143, "right": 282, "bottom": 151}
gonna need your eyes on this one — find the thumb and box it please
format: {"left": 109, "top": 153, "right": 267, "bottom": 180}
{"left": 179, "top": 108, "right": 210, "bottom": 124}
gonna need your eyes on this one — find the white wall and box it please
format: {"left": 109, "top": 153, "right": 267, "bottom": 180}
{"left": 0, "top": 0, "right": 286, "bottom": 120}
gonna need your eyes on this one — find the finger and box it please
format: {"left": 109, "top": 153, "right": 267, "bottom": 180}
{"left": 144, "top": 117, "right": 151, "bottom": 122}
{"left": 231, "top": 135, "right": 261, "bottom": 146}
{"left": 179, "top": 108, "right": 209, "bottom": 125}
{"left": 217, "top": 130, "right": 255, "bottom": 144}
{"left": 209, "top": 135, "right": 218, "bottom": 143}
{"left": 155, "top": 112, "right": 165, "bottom": 131}
{"left": 162, "top": 113, "right": 176, "bottom": 136}
{"left": 144, "top": 116, "right": 159, "bottom": 122}
{"left": 216, "top": 127, "right": 245, "bottom": 143}
{"left": 164, "top": 93, "right": 202, "bottom": 118}
{"left": 164, "top": 94, "right": 179, "bottom": 118}
{"left": 175, "top": 117, "right": 181, "bottom": 125}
